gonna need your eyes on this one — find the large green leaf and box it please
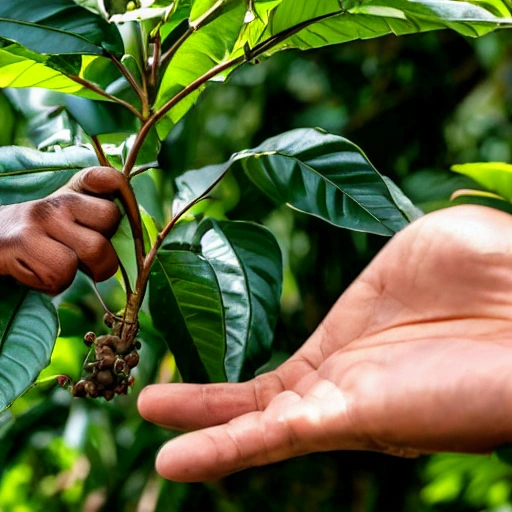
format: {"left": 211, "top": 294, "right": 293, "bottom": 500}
{"left": 0, "top": 0, "right": 123, "bottom": 55}
{"left": 197, "top": 219, "right": 282, "bottom": 380}
{"left": 154, "top": 0, "right": 246, "bottom": 138}
{"left": 0, "top": 146, "right": 98, "bottom": 204}
{"left": 149, "top": 250, "right": 226, "bottom": 383}
{"left": 0, "top": 282, "right": 59, "bottom": 412}
{"left": 194, "top": 219, "right": 250, "bottom": 382}
{"left": 237, "top": 0, "right": 512, "bottom": 56}
{"left": 175, "top": 128, "right": 417, "bottom": 236}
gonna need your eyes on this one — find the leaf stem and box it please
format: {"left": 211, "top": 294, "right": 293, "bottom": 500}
{"left": 141, "top": 165, "right": 229, "bottom": 284}
{"left": 149, "top": 33, "right": 162, "bottom": 91}
{"left": 67, "top": 75, "right": 144, "bottom": 120}
{"left": 110, "top": 54, "right": 150, "bottom": 119}
{"left": 117, "top": 260, "right": 133, "bottom": 296}
{"left": 130, "top": 161, "right": 160, "bottom": 178}
{"left": 90, "top": 136, "right": 110, "bottom": 166}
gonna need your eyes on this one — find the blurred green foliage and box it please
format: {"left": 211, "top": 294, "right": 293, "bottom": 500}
{"left": 1, "top": 27, "right": 512, "bottom": 512}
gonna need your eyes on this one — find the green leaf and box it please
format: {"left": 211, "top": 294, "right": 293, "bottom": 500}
{"left": 197, "top": 219, "right": 283, "bottom": 380}
{"left": 0, "top": 282, "right": 59, "bottom": 412}
{"left": 0, "top": 146, "right": 98, "bottom": 204}
{"left": 239, "top": 0, "right": 512, "bottom": 57}
{"left": 64, "top": 96, "right": 140, "bottom": 136}
{"left": 0, "top": 47, "right": 85, "bottom": 93}
{"left": 451, "top": 162, "right": 512, "bottom": 201}
{"left": 154, "top": 0, "right": 511, "bottom": 139}
{"left": 0, "top": 46, "right": 115, "bottom": 99}
{"left": 154, "top": 0, "right": 246, "bottom": 139}
{"left": 111, "top": 206, "right": 158, "bottom": 291}
{"left": 150, "top": 250, "right": 226, "bottom": 383}
{"left": 175, "top": 128, "right": 413, "bottom": 236}
{"left": 0, "top": 0, "right": 124, "bottom": 55}
{"left": 239, "top": 128, "right": 414, "bottom": 235}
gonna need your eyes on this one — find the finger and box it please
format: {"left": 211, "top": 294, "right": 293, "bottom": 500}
{"left": 12, "top": 237, "right": 78, "bottom": 294}
{"left": 47, "top": 222, "right": 119, "bottom": 282}
{"left": 68, "top": 194, "right": 121, "bottom": 237}
{"left": 67, "top": 168, "right": 139, "bottom": 237}
{"left": 67, "top": 166, "right": 128, "bottom": 198}
{"left": 155, "top": 393, "right": 309, "bottom": 482}
{"left": 138, "top": 373, "right": 285, "bottom": 431}
{"left": 154, "top": 383, "right": 359, "bottom": 482}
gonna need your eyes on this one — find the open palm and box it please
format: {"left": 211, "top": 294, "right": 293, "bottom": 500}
{"left": 138, "top": 205, "right": 512, "bottom": 481}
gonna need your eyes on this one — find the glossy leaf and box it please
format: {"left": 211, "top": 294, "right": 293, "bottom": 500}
{"left": 238, "top": 0, "right": 512, "bottom": 57}
{"left": 239, "top": 128, "right": 415, "bottom": 235}
{"left": 153, "top": 0, "right": 511, "bottom": 138}
{"left": 154, "top": 0, "right": 246, "bottom": 138}
{"left": 149, "top": 250, "right": 226, "bottom": 383}
{"left": 0, "top": 282, "right": 59, "bottom": 412}
{"left": 0, "top": 47, "right": 85, "bottom": 93}
{"left": 451, "top": 162, "right": 512, "bottom": 201}
{"left": 197, "top": 219, "right": 283, "bottom": 380}
{"left": 0, "top": 0, "right": 123, "bottom": 55}
{"left": 194, "top": 219, "right": 249, "bottom": 382}
{"left": 64, "top": 96, "right": 140, "bottom": 136}
{"left": 0, "top": 46, "right": 114, "bottom": 99}
{"left": 0, "top": 146, "right": 98, "bottom": 204}
{"left": 175, "top": 128, "right": 414, "bottom": 236}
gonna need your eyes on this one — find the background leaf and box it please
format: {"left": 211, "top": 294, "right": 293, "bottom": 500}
{"left": 451, "top": 162, "right": 512, "bottom": 201}
{"left": 0, "top": 0, "right": 123, "bottom": 55}
{"left": 0, "top": 282, "right": 59, "bottom": 412}
{"left": 0, "top": 146, "right": 98, "bottom": 204}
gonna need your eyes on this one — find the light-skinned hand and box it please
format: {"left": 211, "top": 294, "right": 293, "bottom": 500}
{"left": 138, "top": 205, "right": 512, "bottom": 481}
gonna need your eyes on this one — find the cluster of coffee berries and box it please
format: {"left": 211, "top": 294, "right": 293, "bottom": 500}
{"left": 71, "top": 332, "right": 140, "bottom": 401}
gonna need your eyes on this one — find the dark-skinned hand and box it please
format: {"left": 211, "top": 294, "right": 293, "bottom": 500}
{"left": 138, "top": 205, "right": 512, "bottom": 482}
{"left": 0, "top": 166, "right": 125, "bottom": 294}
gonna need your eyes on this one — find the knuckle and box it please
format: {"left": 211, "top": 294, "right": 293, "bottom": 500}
{"left": 40, "top": 257, "right": 76, "bottom": 295}
{"left": 29, "top": 196, "right": 75, "bottom": 222}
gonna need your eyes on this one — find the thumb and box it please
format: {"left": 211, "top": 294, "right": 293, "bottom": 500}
{"left": 66, "top": 166, "right": 128, "bottom": 198}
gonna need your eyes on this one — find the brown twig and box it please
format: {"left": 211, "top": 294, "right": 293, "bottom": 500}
{"left": 91, "top": 136, "right": 109, "bottom": 166}
{"left": 130, "top": 161, "right": 160, "bottom": 178}
{"left": 149, "top": 33, "right": 162, "bottom": 90}
{"left": 119, "top": 7, "right": 351, "bottom": 330}
{"left": 67, "top": 75, "right": 143, "bottom": 120}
